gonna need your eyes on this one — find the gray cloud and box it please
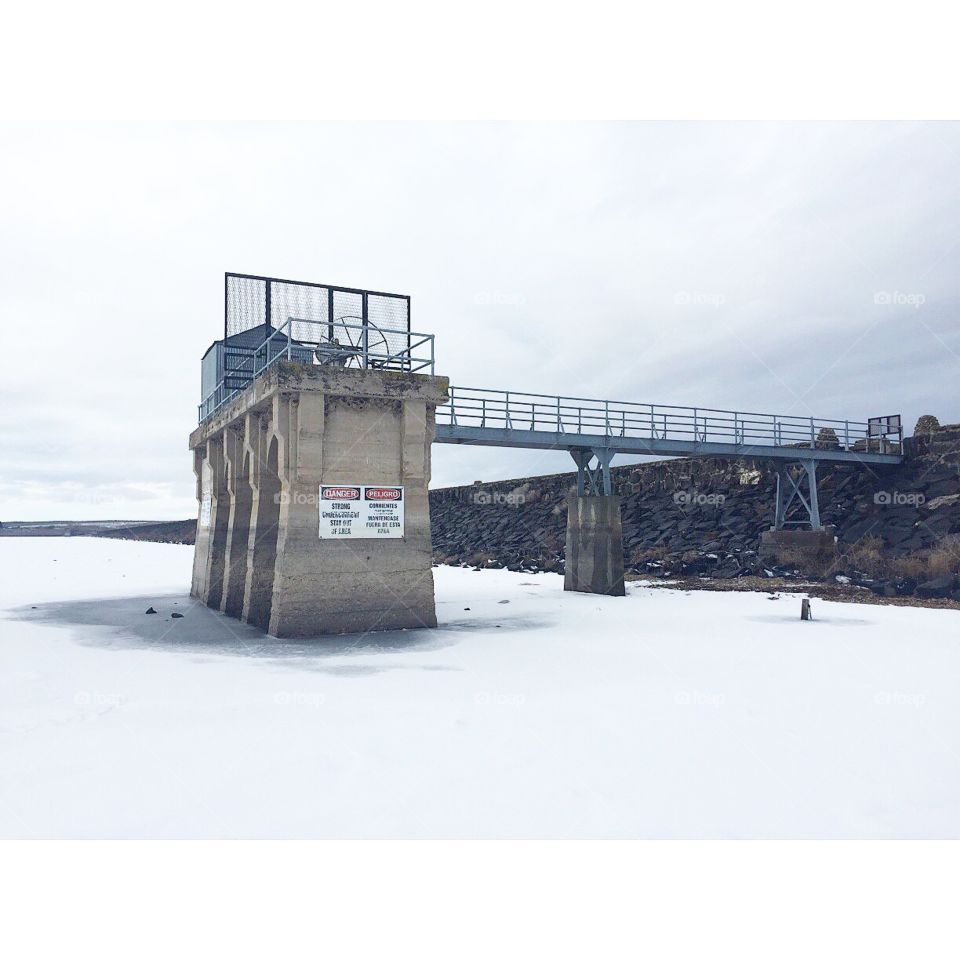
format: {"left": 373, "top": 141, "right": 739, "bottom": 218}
{"left": 1, "top": 122, "right": 958, "bottom": 518}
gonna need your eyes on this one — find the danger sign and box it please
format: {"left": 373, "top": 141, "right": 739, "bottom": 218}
{"left": 319, "top": 485, "right": 404, "bottom": 539}
{"left": 322, "top": 486, "right": 361, "bottom": 500}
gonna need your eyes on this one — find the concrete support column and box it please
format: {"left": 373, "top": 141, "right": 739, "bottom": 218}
{"left": 267, "top": 393, "right": 322, "bottom": 637}
{"left": 190, "top": 445, "right": 208, "bottom": 599}
{"left": 242, "top": 412, "right": 281, "bottom": 630}
{"left": 220, "top": 422, "right": 253, "bottom": 619}
{"left": 191, "top": 435, "right": 229, "bottom": 608}
{"left": 564, "top": 494, "right": 626, "bottom": 596}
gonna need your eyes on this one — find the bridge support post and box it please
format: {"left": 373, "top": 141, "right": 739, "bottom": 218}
{"left": 761, "top": 459, "right": 837, "bottom": 570}
{"left": 771, "top": 460, "right": 822, "bottom": 531}
{"left": 804, "top": 461, "right": 821, "bottom": 529}
{"left": 571, "top": 447, "right": 614, "bottom": 496}
{"left": 564, "top": 448, "right": 625, "bottom": 597}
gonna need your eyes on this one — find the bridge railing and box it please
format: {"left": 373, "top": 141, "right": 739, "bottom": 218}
{"left": 248, "top": 318, "right": 435, "bottom": 377}
{"left": 439, "top": 387, "right": 902, "bottom": 453}
{"left": 198, "top": 318, "right": 436, "bottom": 422}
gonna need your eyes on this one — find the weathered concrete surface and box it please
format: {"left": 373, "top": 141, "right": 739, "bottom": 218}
{"left": 189, "top": 448, "right": 210, "bottom": 598}
{"left": 219, "top": 424, "right": 251, "bottom": 619}
{"left": 190, "top": 437, "right": 229, "bottom": 609}
{"left": 190, "top": 363, "right": 448, "bottom": 637}
{"left": 759, "top": 528, "right": 838, "bottom": 569}
{"left": 241, "top": 415, "right": 279, "bottom": 631}
{"left": 564, "top": 495, "right": 626, "bottom": 596}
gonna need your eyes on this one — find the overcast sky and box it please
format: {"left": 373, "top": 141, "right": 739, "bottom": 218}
{"left": 2, "top": 122, "right": 958, "bottom": 521}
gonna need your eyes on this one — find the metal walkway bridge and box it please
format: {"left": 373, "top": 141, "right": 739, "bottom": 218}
{"left": 434, "top": 387, "right": 902, "bottom": 529}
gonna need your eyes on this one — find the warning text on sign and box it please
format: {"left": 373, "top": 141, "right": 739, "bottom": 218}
{"left": 318, "top": 485, "right": 404, "bottom": 539}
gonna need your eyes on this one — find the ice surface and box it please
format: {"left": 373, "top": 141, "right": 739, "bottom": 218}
{"left": 2, "top": 537, "right": 958, "bottom": 838}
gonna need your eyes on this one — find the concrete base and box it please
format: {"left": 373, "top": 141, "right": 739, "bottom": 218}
{"left": 564, "top": 495, "right": 625, "bottom": 596}
{"left": 759, "top": 527, "right": 838, "bottom": 570}
{"left": 190, "top": 363, "right": 448, "bottom": 637}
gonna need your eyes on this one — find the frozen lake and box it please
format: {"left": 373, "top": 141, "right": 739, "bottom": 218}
{"left": 2, "top": 537, "right": 958, "bottom": 838}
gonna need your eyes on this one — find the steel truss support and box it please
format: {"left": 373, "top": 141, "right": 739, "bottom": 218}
{"left": 570, "top": 447, "right": 615, "bottom": 496}
{"left": 773, "top": 460, "right": 822, "bottom": 530}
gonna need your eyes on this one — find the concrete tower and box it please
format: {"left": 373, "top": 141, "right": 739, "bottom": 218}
{"left": 191, "top": 362, "right": 448, "bottom": 637}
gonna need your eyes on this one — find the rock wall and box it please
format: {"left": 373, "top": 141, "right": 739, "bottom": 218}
{"left": 98, "top": 519, "right": 197, "bottom": 544}
{"left": 429, "top": 424, "right": 960, "bottom": 583}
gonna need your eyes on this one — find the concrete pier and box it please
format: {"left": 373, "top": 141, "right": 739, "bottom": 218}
{"left": 759, "top": 527, "right": 838, "bottom": 570}
{"left": 190, "top": 362, "right": 448, "bottom": 637}
{"left": 191, "top": 436, "right": 229, "bottom": 609}
{"left": 219, "top": 423, "right": 251, "bottom": 619}
{"left": 564, "top": 495, "right": 626, "bottom": 596}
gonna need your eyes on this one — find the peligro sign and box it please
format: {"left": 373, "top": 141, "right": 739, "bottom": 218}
{"left": 319, "top": 485, "right": 405, "bottom": 539}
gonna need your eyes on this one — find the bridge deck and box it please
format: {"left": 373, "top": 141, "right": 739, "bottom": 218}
{"left": 434, "top": 387, "right": 903, "bottom": 465}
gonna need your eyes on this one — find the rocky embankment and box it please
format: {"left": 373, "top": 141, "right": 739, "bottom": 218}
{"left": 95, "top": 520, "right": 197, "bottom": 544}
{"left": 430, "top": 423, "right": 960, "bottom": 599}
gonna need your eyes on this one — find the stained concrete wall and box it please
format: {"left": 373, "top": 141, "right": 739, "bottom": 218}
{"left": 564, "top": 495, "right": 626, "bottom": 596}
{"left": 759, "top": 528, "right": 838, "bottom": 569}
{"left": 190, "top": 448, "right": 209, "bottom": 598}
{"left": 189, "top": 363, "right": 448, "bottom": 638}
{"left": 241, "top": 422, "right": 280, "bottom": 631}
{"left": 219, "top": 424, "right": 252, "bottom": 619}
{"left": 190, "top": 437, "right": 228, "bottom": 608}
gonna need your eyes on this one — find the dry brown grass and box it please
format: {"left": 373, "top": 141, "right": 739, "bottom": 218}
{"left": 839, "top": 535, "right": 886, "bottom": 577}
{"left": 632, "top": 544, "right": 669, "bottom": 564}
{"left": 888, "top": 554, "right": 928, "bottom": 580}
{"left": 468, "top": 551, "right": 495, "bottom": 567}
{"left": 822, "top": 535, "right": 959, "bottom": 583}
{"left": 926, "top": 535, "right": 960, "bottom": 577}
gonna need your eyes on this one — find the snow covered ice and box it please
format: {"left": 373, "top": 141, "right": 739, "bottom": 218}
{"left": 2, "top": 537, "right": 959, "bottom": 838}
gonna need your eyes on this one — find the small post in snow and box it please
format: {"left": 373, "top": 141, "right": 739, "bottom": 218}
{"left": 801, "top": 598, "right": 812, "bottom": 621}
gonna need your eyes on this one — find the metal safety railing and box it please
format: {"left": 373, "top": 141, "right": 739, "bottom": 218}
{"left": 437, "top": 386, "right": 903, "bottom": 454}
{"left": 198, "top": 318, "right": 435, "bottom": 422}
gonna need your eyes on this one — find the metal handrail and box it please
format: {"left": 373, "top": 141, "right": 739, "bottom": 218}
{"left": 198, "top": 318, "right": 436, "bottom": 422}
{"left": 441, "top": 386, "right": 902, "bottom": 452}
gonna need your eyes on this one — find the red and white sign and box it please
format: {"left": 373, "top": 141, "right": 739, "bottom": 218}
{"left": 321, "top": 486, "right": 361, "bottom": 500}
{"left": 365, "top": 487, "right": 402, "bottom": 501}
{"left": 319, "top": 485, "right": 404, "bottom": 539}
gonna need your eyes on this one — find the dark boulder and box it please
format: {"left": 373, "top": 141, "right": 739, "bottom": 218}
{"left": 916, "top": 576, "right": 956, "bottom": 599}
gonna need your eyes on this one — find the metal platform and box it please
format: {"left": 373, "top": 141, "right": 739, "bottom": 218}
{"left": 199, "top": 316, "right": 435, "bottom": 422}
